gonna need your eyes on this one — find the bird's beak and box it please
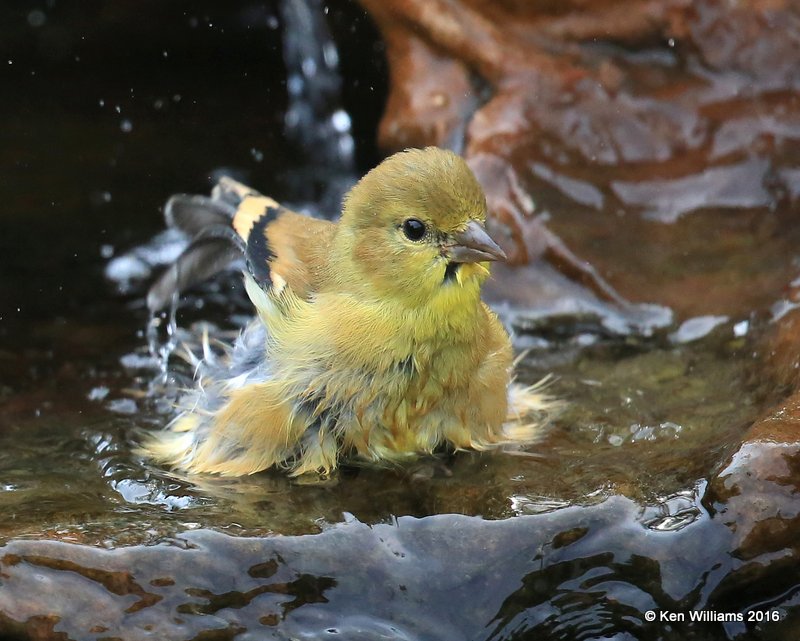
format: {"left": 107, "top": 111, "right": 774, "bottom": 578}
{"left": 447, "top": 220, "right": 507, "bottom": 263}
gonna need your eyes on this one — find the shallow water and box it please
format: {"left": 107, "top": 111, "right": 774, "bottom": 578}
{"left": 0, "top": 318, "right": 760, "bottom": 544}
{"left": 2, "top": 3, "right": 800, "bottom": 640}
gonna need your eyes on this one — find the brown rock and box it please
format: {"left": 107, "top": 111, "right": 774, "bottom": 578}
{"left": 358, "top": 0, "right": 800, "bottom": 313}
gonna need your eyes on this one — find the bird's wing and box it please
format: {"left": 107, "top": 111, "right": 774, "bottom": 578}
{"left": 147, "top": 176, "right": 336, "bottom": 312}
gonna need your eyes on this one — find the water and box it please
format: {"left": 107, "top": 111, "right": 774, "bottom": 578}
{"left": 1, "top": 2, "right": 800, "bottom": 640}
{"left": 0, "top": 321, "right": 760, "bottom": 540}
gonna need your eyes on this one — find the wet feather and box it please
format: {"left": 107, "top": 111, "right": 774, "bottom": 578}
{"left": 140, "top": 147, "right": 559, "bottom": 476}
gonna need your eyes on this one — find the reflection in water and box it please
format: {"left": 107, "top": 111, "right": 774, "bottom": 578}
{"left": 0, "top": 304, "right": 782, "bottom": 639}
{"left": 2, "top": 493, "right": 797, "bottom": 640}
{"left": 4, "top": 310, "right": 784, "bottom": 638}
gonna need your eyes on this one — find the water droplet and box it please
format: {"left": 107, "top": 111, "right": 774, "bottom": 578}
{"left": 667, "top": 38, "right": 676, "bottom": 48}
{"left": 338, "top": 136, "right": 354, "bottom": 158}
{"left": 91, "top": 191, "right": 112, "bottom": 206}
{"left": 267, "top": 15, "right": 279, "bottom": 29}
{"left": 250, "top": 148, "right": 264, "bottom": 162}
{"left": 331, "top": 109, "right": 351, "bottom": 133}
{"left": 628, "top": 421, "right": 682, "bottom": 443}
{"left": 301, "top": 57, "right": 317, "bottom": 77}
{"left": 322, "top": 42, "right": 338, "bottom": 68}
{"left": 119, "top": 352, "right": 158, "bottom": 370}
{"left": 27, "top": 10, "right": 46, "bottom": 27}
{"left": 733, "top": 320, "right": 749, "bottom": 337}
{"left": 100, "top": 244, "right": 114, "bottom": 259}
{"left": 98, "top": 98, "right": 105, "bottom": 107}
{"left": 106, "top": 398, "right": 138, "bottom": 415}
{"left": 147, "top": 300, "right": 180, "bottom": 376}
{"left": 87, "top": 386, "right": 110, "bottom": 401}
{"left": 287, "top": 74, "right": 303, "bottom": 97}
{"left": 285, "top": 108, "right": 300, "bottom": 129}
{"left": 120, "top": 119, "right": 133, "bottom": 133}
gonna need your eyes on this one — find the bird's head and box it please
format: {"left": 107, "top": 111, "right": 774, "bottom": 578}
{"left": 337, "top": 147, "right": 506, "bottom": 308}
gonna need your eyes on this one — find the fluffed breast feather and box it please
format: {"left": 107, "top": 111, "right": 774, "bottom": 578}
{"left": 140, "top": 147, "right": 559, "bottom": 476}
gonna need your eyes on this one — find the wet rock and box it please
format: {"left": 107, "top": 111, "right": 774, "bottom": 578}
{"left": 1, "top": 496, "right": 797, "bottom": 640}
{"left": 359, "top": 0, "right": 800, "bottom": 321}
{"left": 760, "top": 297, "right": 800, "bottom": 393}
{"left": 697, "top": 299, "right": 800, "bottom": 624}
{"left": 610, "top": 157, "right": 773, "bottom": 224}
{"left": 701, "top": 405, "right": 800, "bottom": 637}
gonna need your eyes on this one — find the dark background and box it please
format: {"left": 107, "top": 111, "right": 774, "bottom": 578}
{"left": 0, "top": 0, "right": 386, "bottom": 335}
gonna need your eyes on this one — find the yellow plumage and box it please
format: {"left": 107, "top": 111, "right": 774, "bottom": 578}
{"left": 140, "top": 147, "right": 557, "bottom": 476}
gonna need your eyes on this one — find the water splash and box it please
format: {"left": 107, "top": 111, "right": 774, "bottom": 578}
{"left": 278, "top": 0, "right": 358, "bottom": 212}
{"left": 280, "top": 0, "right": 355, "bottom": 172}
{"left": 146, "top": 293, "right": 179, "bottom": 376}
{"left": 641, "top": 480, "right": 707, "bottom": 532}
{"left": 104, "top": 0, "right": 357, "bottom": 294}
{"left": 104, "top": 228, "right": 187, "bottom": 293}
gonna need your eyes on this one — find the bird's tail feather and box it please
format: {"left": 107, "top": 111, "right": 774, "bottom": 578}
{"left": 211, "top": 175, "right": 263, "bottom": 208}
{"left": 147, "top": 177, "right": 272, "bottom": 313}
{"left": 146, "top": 232, "right": 244, "bottom": 312}
{"left": 164, "top": 194, "right": 236, "bottom": 234}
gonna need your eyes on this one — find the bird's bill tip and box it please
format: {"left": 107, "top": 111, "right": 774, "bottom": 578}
{"left": 448, "top": 220, "right": 507, "bottom": 263}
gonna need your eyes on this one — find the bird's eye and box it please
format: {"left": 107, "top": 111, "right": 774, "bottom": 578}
{"left": 402, "top": 218, "right": 426, "bottom": 241}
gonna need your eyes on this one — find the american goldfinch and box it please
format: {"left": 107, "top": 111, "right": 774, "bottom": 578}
{"left": 142, "top": 147, "right": 553, "bottom": 476}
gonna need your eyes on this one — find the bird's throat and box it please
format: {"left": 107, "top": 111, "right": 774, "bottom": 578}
{"left": 443, "top": 261, "right": 460, "bottom": 283}
{"left": 442, "top": 261, "right": 490, "bottom": 287}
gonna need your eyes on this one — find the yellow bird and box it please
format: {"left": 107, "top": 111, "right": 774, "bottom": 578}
{"left": 142, "top": 147, "right": 555, "bottom": 476}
